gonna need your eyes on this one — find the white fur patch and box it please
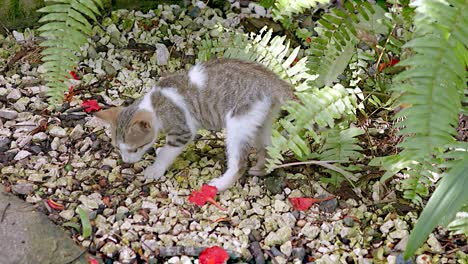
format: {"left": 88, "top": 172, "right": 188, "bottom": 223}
{"left": 209, "top": 98, "right": 271, "bottom": 191}
{"left": 188, "top": 64, "right": 206, "bottom": 89}
{"left": 160, "top": 88, "right": 198, "bottom": 136}
{"left": 139, "top": 87, "right": 159, "bottom": 112}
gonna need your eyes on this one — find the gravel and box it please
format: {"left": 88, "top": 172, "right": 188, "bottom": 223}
{"left": 0, "top": 1, "right": 465, "bottom": 263}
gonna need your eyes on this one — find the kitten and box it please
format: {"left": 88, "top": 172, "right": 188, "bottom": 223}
{"left": 95, "top": 58, "right": 293, "bottom": 191}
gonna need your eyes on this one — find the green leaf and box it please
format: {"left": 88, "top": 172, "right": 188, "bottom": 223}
{"left": 63, "top": 222, "right": 81, "bottom": 232}
{"left": 77, "top": 207, "right": 92, "bottom": 239}
{"left": 405, "top": 158, "right": 468, "bottom": 258}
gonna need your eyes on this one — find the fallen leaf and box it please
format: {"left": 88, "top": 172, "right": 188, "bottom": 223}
{"left": 47, "top": 199, "right": 65, "bottom": 210}
{"left": 102, "top": 196, "right": 111, "bottom": 207}
{"left": 188, "top": 184, "right": 226, "bottom": 211}
{"left": 78, "top": 207, "right": 92, "bottom": 239}
{"left": 199, "top": 246, "right": 229, "bottom": 264}
{"left": 289, "top": 196, "right": 336, "bottom": 211}
{"left": 81, "top": 99, "right": 101, "bottom": 113}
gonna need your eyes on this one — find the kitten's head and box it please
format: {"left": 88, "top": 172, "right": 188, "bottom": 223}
{"left": 95, "top": 107, "right": 158, "bottom": 163}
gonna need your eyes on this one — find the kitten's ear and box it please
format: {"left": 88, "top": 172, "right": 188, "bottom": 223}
{"left": 130, "top": 111, "right": 153, "bottom": 132}
{"left": 94, "top": 107, "right": 122, "bottom": 126}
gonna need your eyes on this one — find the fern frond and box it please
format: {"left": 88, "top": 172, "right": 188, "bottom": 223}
{"left": 318, "top": 127, "right": 364, "bottom": 161}
{"left": 198, "top": 27, "right": 317, "bottom": 90}
{"left": 267, "top": 84, "right": 359, "bottom": 171}
{"left": 272, "top": 0, "right": 328, "bottom": 21}
{"left": 393, "top": 0, "right": 468, "bottom": 159}
{"left": 37, "top": 0, "right": 103, "bottom": 104}
{"left": 308, "top": 1, "right": 390, "bottom": 87}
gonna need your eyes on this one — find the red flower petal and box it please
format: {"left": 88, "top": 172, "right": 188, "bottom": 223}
{"left": 81, "top": 100, "right": 101, "bottom": 113}
{"left": 87, "top": 257, "right": 99, "bottom": 264}
{"left": 306, "top": 37, "right": 312, "bottom": 43}
{"left": 289, "top": 196, "right": 336, "bottom": 211}
{"left": 200, "top": 184, "right": 217, "bottom": 198}
{"left": 188, "top": 191, "right": 207, "bottom": 206}
{"left": 389, "top": 58, "right": 399, "bottom": 66}
{"left": 69, "top": 71, "right": 80, "bottom": 80}
{"left": 199, "top": 246, "right": 229, "bottom": 264}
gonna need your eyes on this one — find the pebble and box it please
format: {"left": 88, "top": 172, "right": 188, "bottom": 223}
{"left": 14, "top": 150, "right": 31, "bottom": 160}
{"left": 69, "top": 124, "right": 85, "bottom": 140}
{"left": 11, "top": 183, "right": 35, "bottom": 195}
{"left": 48, "top": 126, "right": 67, "bottom": 138}
{"left": 7, "top": 89, "right": 21, "bottom": 100}
{"left": 291, "top": 247, "right": 306, "bottom": 261}
{"left": 50, "top": 137, "right": 60, "bottom": 151}
{"left": 0, "top": 109, "right": 18, "bottom": 120}
{"left": 280, "top": 241, "right": 292, "bottom": 257}
{"left": 79, "top": 195, "right": 99, "bottom": 209}
{"left": 264, "top": 226, "right": 292, "bottom": 246}
{"left": 0, "top": 137, "right": 11, "bottom": 152}
{"left": 59, "top": 209, "right": 75, "bottom": 220}
{"left": 155, "top": 44, "right": 170, "bottom": 65}
{"left": 32, "top": 132, "right": 47, "bottom": 142}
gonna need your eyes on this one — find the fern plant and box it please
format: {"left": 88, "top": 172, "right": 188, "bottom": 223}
{"left": 37, "top": 0, "right": 103, "bottom": 104}
{"left": 385, "top": 0, "right": 468, "bottom": 258}
{"left": 271, "top": 0, "right": 328, "bottom": 21}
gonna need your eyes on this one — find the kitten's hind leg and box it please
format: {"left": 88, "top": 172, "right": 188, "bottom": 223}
{"left": 209, "top": 99, "right": 271, "bottom": 191}
{"left": 249, "top": 106, "right": 279, "bottom": 176}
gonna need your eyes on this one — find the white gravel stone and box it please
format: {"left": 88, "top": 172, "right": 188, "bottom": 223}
{"left": 70, "top": 124, "right": 85, "bottom": 140}
{"left": 0, "top": 109, "right": 19, "bottom": 120}
{"left": 59, "top": 209, "right": 75, "bottom": 220}
{"left": 380, "top": 220, "right": 394, "bottom": 234}
{"left": 32, "top": 132, "right": 47, "bottom": 142}
{"left": 264, "top": 226, "right": 292, "bottom": 246}
{"left": 49, "top": 126, "right": 67, "bottom": 138}
{"left": 7, "top": 89, "right": 21, "bottom": 100}
{"left": 14, "top": 150, "right": 31, "bottom": 160}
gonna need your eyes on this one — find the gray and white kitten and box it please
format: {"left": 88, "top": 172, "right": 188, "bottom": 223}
{"left": 95, "top": 58, "right": 293, "bottom": 191}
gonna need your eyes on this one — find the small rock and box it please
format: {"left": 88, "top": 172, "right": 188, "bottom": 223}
{"left": 271, "top": 247, "right": 285, "bottom": 258}
{"left": 167, "top": 257, "right": 180, "bottom": 264}
{"left": 180, "top": 256, "right": 192, "bottom": 264}
{"left": 49, "top": 126, "right": 67, "bottom": 138}
{"left": 7, "top": 89, "right": 21, "bottom": 100}
{"left": 103, "top": 60, "right": 117, "bottom": 76}
{"left": 50, "top": 137, "right": 60, "bottom": 151}
{"left": 0, "top": 109, "right": 18, "bottom": 120}
{"left": 70, "top": 124, "right": 85, "bottom": 140}
{"left": 12, "top": 31, "right": 24, "bottom": 42}
{"left": 280, "top": 241, "right": 292, "bottom": 257}
{"left": 116, "top": 206, "right": 129, "bottom": 221}
{"left": 264, "top": 226, "right": 292, "bottom": 246}
{"left": 318, "top": 195, "right": 338, "bottom": 212}
{"left": 0, "top": 137, "right": 11, "bottom": 152}
{"left": 32, "top": 132, "right": 47, "bottom": 142}
{"left": 119, "top": 247, "right": 136, "bottom": 263}
{"left": 59, "top": 209, "right": 75, "bottom": 220}
{"left": 11, "top": 183, "right": 35, "bottom": 195}
{"left": 301, "top": 223, "right": 320, "bottom": 239}
{"left": 380, "top": 220, "right": 394, "bottom": 234}
{"left": 427, "top": 234, "right": 443, "bottom": 253}
{"left": 343, "top": 216, "right": 355, "bottom": 227}
{"left": 79, "top": 195, "right": 99, "bottom": 209}
{"left": 291, "top": 247, "right": 306, "bottom": 261}
{"left": 29, "top": 145, "right": 42, "bottom": 154}
{"left": 396, "top": 254, "right": 414, "bottom": 264}
{"left": 416, "top": 254, "right": 431, "bottom": 264}
{"left": 14, "top": 150, "right": 31, "bottom": 160}
{"left": 273, "top": 200, "right": 290, "bottom": 212}
{"left": 155, "top": 44, "right": 170, "bottom": 65}
{"left": 101, "top": 242, "right": 119, "bottom": 257}
{"left": 28, "top": 173, "right": 43, "bottom": 182}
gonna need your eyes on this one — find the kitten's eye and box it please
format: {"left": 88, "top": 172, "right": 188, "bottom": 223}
{"left": 128, "top": 149, "right": 138, "bottom": 153}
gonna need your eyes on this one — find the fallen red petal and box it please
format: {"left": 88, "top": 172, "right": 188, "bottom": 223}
{"left": 199, "top": 246, "right": 229, "bottom": 264}
{"left": 306, "top": 37, "right": 312, "bottom": 43}
{"left": 81, "top": 100, "right": 101, "bottom": 113}
{"left": 188, "top": 190, "right": 208, "bottom": 206}
{"left": 69, "top": 71, "right": 80, "bottom": 80}
{"left": 87, "top": 257, "right": 99, "bottom": 264}
{"left": 47, "top": 199, "right": 65, "bottom": 210}
{"left": 378, "top": 62, "right": 387, "bottom": 72}
{"left": 289, "top": 196, "right": 336, "bottom": 211}
{"left": 200, "top": 184, "right": 218, "bottom": 198}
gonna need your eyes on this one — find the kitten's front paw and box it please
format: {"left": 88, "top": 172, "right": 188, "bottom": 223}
{"left": 143, "top": 165, "right": 165, "bottom": 180}
{"left": 208, "top": 177, "right": 235, "bottom": 192}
